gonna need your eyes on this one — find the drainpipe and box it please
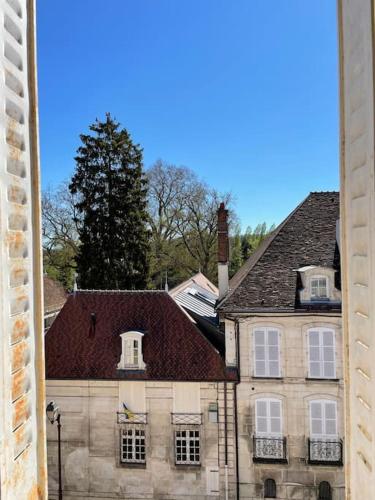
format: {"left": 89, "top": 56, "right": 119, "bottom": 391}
{"left": 224, "top": 381, "right": 229, "bottom": 500}
{"left": 234, "top": 319, "right": 241, "bottom": 500}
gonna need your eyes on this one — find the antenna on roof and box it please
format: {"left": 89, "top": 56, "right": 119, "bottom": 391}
{"left": 165, "top": 271, "right": 169, "bottom": 293}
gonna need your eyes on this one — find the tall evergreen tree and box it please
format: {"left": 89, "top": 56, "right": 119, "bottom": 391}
{"left": 70, "top": 114, "right": 150, "bottom": 289}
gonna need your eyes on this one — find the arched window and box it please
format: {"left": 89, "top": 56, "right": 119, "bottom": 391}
{"left": 264, "top": 478, "right": 276, "bottom": 498}
{"left": 318, "top": 481, "right": 332, "bottom": 500}
{"left": 117, "top": 331, "right": 146, "bottom": 370}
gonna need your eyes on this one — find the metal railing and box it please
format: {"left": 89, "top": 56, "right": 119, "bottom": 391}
{"left": 308, "top": 438, "right": 343, "bottom": 465}
{"left": 171, "top": 413, "right": 202, "bottom": 425}
{"left": 253, "top": 435, "right": 287, "bottom": 463}
{"left": 117, "top": 412, "right": 147, "bottom": 424}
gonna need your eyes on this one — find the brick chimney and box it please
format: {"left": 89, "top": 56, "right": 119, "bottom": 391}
{"left": 217, "top": 202, "right": 229, "bottom": 299}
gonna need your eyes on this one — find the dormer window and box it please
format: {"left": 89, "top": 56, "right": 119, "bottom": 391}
{"left": 118, "top": 331, "right": 146, "bottom": 370}
{"left": 311, "top": 276, "right": 328, "bottom": 300}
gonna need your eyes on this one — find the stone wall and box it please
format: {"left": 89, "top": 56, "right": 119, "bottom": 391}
{"left": 46, "top": 380, "right": 236, "bottom": 499}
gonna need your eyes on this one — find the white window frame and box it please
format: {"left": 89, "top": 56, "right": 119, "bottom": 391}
{"left": 253, "top": 327, "right": 281, "bottom": 378}
{"left": 175, "top": 427, "right": 201, "bottom": 465}
{"left": 255, "top": 398, "right": 283, "bottom": 437}
{"left": 120, "top": 425, "right": 146, "bottom": 464}
{"left": 307, "top": 327, "right": 336, "bottom": 379}
{"left": 309, "top": 400, "right": 338, "bottom": 439}
{"left": 310, "top": 275, "right": 329, "bottom": 300}
{"left": 118, "top": 331, "right": 146, "bottom": 370}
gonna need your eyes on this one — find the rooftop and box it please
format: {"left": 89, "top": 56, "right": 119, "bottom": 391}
{"left": 218, "top": 192, "right": 340, "bottom": 313}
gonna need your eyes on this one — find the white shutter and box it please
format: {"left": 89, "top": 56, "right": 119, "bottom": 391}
{"left": 268, "top": 329, "right": 280, "bottom": 377}
{"left": 324, "top": 401, "right": 337, "bottom": 436}
{"left": 310, "top": 400, "right": 337, "bottom": 437}
{"left": 308, "top": 328, "right": 336, "bottom": 378}
{"left": 269, "top": 400, "right": 282, "bottom": 435}
{"left": 322, "top": 330, "right": 335, "bottom": 378}
{"left": 310, "top": 401, "right": 323, "bottom": 436}
{"left": 206, "top": 466, "right": 219, "bottom": 496}
{"left": 256, "top": 399, "right": 282, "bottom": 436}
{"left": 253, "top": 328, "right": 280, "bottom": 377}
{"left": 256, "top": 400, "right": 268, "bottom": 434}
{"left": 254, "top": 330, "right": 266, "bottom": 376}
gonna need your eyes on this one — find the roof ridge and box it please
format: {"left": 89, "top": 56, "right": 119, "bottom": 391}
{"left": 217, "top": 192, "right": 313, "bottom": 309}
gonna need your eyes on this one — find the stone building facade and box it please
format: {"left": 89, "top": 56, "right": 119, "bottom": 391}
{"left": 218, "top": 193, "right": 344, "bottom": 499}
{"left": 45, "top": 291, "right": 237, "bottom": 499}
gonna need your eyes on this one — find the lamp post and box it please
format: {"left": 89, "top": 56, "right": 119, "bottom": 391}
{"left": 46, "top": 401, "right": 63, "bottom": 500}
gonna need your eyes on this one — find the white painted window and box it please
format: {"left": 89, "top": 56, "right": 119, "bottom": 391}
{"left": 309, "top": 400, "right": 337, "bottom": 438}
{"left": 118, "top": 331, "right": 145, "bottom": 370}
{"left": 175, "top": 428, "right": 200, "bottom": 465}
{"left": 120, "top": 425, "right": 146, "bottom": 463}
{"left": 255, "top": 398, "right": 282, "bottom": 436}
{"left": 311, "top": 276, "right": 328, "bottom": 299}
{"left": 253, "top": 328, "right": 281, "bottom": 377}
{"left": 308, "top": 328, "right": 336, "bottom": 379}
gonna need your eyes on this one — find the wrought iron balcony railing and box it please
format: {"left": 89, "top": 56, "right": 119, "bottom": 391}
{"left": 253, "top": 435, "right": 287, "bottom": 463}
{"left": 117, "top": 412, "right": 147, "bottom": 424}
{"left": 308, "top": 438, "right": 343, "bottom": 465}
{"left": 171, "top": 413, "right": 202, "bottom": 425}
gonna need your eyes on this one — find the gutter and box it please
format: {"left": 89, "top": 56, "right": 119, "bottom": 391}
{"left": 234, "top": 319, "right": 240, "bottom": 500}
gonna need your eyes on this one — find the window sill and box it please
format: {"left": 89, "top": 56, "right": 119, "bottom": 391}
{"left": 174, "top": 463, "right": 201, "bottom": 470}
{"left": 118, "top": 462, "right": 146, "bottom": 469}
{"left": 305, "top": 378, "right": 339, "bottom": 382}
{"left": 308, "top": 459, "right": 343, "bottom": 467}
{"left": 253, "top": 457, "right": 288, "bottom": 464}
{"left": 252, "top": 376, "right": 283, "bottom": 380}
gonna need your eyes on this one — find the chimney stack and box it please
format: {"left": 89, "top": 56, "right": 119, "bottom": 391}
{"left": 217, "top": 202, "right": 229, "bottom": 299}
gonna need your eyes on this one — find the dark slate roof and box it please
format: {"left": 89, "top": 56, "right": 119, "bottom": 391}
{"left": 45, "top": 290, "right": 233, "bottom": 381}
{"left": 218, "top": 192, "right": 340, "bottom": 312}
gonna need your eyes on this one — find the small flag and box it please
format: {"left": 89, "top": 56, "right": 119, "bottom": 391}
{"left": 122, "top": 402, "right": 135, "bottom": 420}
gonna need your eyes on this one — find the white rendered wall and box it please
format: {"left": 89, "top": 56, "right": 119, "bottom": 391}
{"left": 0, "top": 0, "right": 46, "bottom": 497}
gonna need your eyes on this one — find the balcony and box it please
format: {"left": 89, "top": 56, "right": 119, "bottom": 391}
{"left": 253, "top": 436, "right": 287, "bottom": 463}
{"left": 308, "top": 438, "right": 343, "bottom": 465}
{"left": 117, "top": 412, "right": 147, "bottom": 424}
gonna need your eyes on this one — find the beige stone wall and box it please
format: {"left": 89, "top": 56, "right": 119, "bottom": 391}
{"left": 234, "top": 314, "right": 344, "bottom": 499}
{"left": 339, "top": 0, "right": 375, "bottom": 498}
{"left": 46, "top": 380, "right": 236, "bottom": 500}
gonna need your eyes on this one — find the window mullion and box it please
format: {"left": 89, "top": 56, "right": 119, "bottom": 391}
{"left": 265, "top": 330, "right": 269, "bottom": 377}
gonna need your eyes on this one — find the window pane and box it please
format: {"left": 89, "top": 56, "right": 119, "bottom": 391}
{"left": 325, "top": 419, "right": 337, "bottom": 435}
{"left": 255, "top": 360, "right": 266, "bottom": 376}
{"left": 323, "top": 331, "right": 334, "bottom": 346}
{"left": 310, "top": 362, "right": 321, "bottom": 377}
{"left": 257, "top": 416, "right": 268, "bottom": 433}
{"left": 270, "top": 401, "right": 281, "bottom": 418}
{"left": 311, "top": 419, "right": 323, "bottom": 435}
{"left": 268, "top": 330, "right": 279, "bottom": 345}
{"left": 270, "top": 417, "right": 281, "bottom": 434}
{"left": 324, "top": 346, "right": 334, "bottom": 362}
{"left": 254, "top": 330, "right": 265, "bottom": 345}
{"left": 309, "top": 331, "right": 320, "bottom": 345}
{"left": 311, "top": 402, "right": 322, "bottom": 419}
{"left": 256, "top": 401, "right": 267, "bottom": 417}
{"left": 255, "top": 346, "right": 265, "bottom": 360}
{"left": 324, "top": 362, "right": 335, "bottom": 378}
{"left": 269, "top": 361, "right": 279, "bottom": 377}
{"left": 309, "top": 346, "right": 320, "bottom": 361}
{"left": 325, "top": 403, "right": 336, "bottom": 420}
{"left": 268, "top": 346, "right": 279, "bottom": 361}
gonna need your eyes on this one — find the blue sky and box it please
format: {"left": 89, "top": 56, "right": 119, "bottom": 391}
{"left": 37, "top": 0, "right": 338, "bottom": 230}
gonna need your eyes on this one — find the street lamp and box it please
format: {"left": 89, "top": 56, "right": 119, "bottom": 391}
{"left": 46, "top": 401, "right": 63, "bottom": 500}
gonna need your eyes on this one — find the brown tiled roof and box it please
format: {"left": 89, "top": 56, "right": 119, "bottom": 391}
{"left": 43, "top": 276, "right": 67, "bottom": 315}
{"left": 45, "top": 290, "right": 232, "bottom": 381}
{"left": 218, "top": 192, "right": 340, "bottom": 312}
